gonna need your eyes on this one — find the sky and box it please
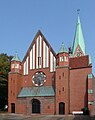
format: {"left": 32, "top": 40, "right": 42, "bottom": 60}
{"left": 0, "top": 0, "right": 95, "bottom": 74}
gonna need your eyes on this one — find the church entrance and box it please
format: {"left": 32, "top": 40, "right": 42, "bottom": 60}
{"left": 59, "top": 102, "right": 65, "bottom": 114}
{"left": 32, "top": 99, "right": 40, "bottom": 114}
{"left": 11, "top": 103, "right": 15, "bottom": 113}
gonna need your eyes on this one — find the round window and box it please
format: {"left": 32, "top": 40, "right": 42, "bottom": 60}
{"left": 32, "top": 72, "right": 46, "bottom": 86}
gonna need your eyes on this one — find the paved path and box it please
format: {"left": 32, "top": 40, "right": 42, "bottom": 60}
{"left": 0, "top": 113, "right": 74, "bottom": 120}
{"left": 0, "top": 113, "right": 95, "bottom": 120}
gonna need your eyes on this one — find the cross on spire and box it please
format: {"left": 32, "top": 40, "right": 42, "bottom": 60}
{"left": 77, "top": 9, "right": 80, "bottom": 15}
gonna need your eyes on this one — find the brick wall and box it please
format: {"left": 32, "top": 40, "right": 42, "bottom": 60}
{"left": 16, "top": 97, "right": 55, "bottom": 114}
{"left": 55, "top": 67, "right": 69, "bottom": 114}
{"left": 70, "top": 67, "right": 92, "bottom": 113}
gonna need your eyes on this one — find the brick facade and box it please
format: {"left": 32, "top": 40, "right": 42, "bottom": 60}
{"left": 8, "top": 30, "right": 94, "bottom": 115}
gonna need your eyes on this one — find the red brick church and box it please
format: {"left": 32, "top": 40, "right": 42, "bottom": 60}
{"left": 8, "top": 15, "right": 94, "bottom": 115}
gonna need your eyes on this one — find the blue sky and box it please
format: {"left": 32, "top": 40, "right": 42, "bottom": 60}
{"left": 0, "top": 0, "right": 95, "bottom": 74}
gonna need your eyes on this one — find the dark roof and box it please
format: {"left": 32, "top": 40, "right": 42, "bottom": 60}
{"left": 18, "top": 86, "right": 55, "bottom": 97}
{"left": 69, "top": 55, "right": 90, "bottom": 69}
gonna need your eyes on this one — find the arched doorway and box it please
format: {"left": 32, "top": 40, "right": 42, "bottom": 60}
{"left": 32, "top": 99, "right": 40, "bottom": 114}
{"left": 11, "top": 103, "right": 15, "bottom": 113}
{"left": 59, "top": 102, "right": 65, "bottom": 114}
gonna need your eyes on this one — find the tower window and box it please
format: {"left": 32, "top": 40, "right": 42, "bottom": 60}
{"left": 11, "top": 64, "right": 14, "bottom": 68}
{"left": 48, "top": 106, "right": 50, "bottom": 109}
{"left": 60, "top": 56, "right": 68, "bottom": 62}
{"left": 11, "top": 78, "right": 12, "bottom": 82}
{"left": 60, "top": 57, "right": 64, "bottom": 62}
{"left": 15, "top": 64, "right": 19, "bottom": 68}
{"left": 65, "top": 57, "right": 68, "bottom": 61}
{"left": 63, "top": 73, "right": 64, "bottom": 77}
{"left": 13, "top": 93, "right": 15, "bottom": 96}
{"left": 13, "top": 80, "right": 15, "bottom": 83}
{"left": 11, "top": 90, "right": 12, "bottom": 94}
{"left": 59, "top": 76, "right": 61, "bottom": 79}
{"left": 20, "top": 65, "right": 21, "bottom": 69}
{"left": 62, "top": 87, "right": 64, "bottom": 91}
{"left": 59, "top": 90, "right": 61, "bottom": 95}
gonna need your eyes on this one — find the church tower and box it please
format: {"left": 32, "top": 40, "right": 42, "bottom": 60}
{"left": 8, "top": 53, "right": 22, "bottom": 113}
{"left": 72, "top": 15, "right": 86, "bottom": 57}
{"left": 69, "top": 13, "right": 93, "bottom": 114}
{"left": 56, "top": 43, "right": 69, "bottom": 114}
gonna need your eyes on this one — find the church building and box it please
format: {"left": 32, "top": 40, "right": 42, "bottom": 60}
{"left": 8, "top": 15, "right": 94, "bottom": 115}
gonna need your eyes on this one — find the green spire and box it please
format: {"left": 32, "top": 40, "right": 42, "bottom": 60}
{"left": 58, "top": 42, "right": 68, "bottom": 53}
{"left": 72, "top": 15, "right": 86, "bottom": 56}
{"left": 11, "top": 52, "right": 20, "bottom": 62}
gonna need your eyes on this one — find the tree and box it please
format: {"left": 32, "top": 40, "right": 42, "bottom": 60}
{"left": 0, "top": 53, "right": 13, "bottom": 110}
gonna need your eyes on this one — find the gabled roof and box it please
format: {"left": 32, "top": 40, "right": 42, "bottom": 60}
{"left": 23, "top": 30, "right": 56, "bottom": 62}
{"left": 72, "top": 15, "right": 86, "bottom": 56}
{"left": 58, "top": 42, "right": 68, "bottom": 54}
{"left": 11, "top": 53, "right": 20, "bottom": 62}
{"left": 18, "top": 86, "right": 55, "bottom": 97}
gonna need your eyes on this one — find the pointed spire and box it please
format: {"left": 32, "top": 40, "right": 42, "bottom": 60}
{"left": 11, "top": 52, "right": 20, "bottom": 62}
{"left": 72, "top": 12, "right": 86, "bottom": 56}
{"left": 58, "top": 42, "right": 68, "bottom": 53}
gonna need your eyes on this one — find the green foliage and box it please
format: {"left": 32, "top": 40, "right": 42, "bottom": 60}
{"left": 0, "top": 53, "right": 13, "bottom": 109}
{"left": 0, "top": 53, "right": 12, "bottom": 79}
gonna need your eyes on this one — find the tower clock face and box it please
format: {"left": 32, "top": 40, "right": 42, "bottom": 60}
{"left": 32, "top": 72, "right": 46, "bottom": 86}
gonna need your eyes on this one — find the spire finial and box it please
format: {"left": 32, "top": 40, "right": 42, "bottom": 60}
{"left": 77, "top": 9, "right": 80, "bottom": 15}
{"left": 15, "top": 51, "right": 18, "bottom": 55}
{"left": 11, "top": 52, "right": 20, "bottom": 62}
{"left": 58, "top": 42, "right": 67, "bottom": 54}
{"left": 62, "top": 42, "right": 64, "bottom": 45}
